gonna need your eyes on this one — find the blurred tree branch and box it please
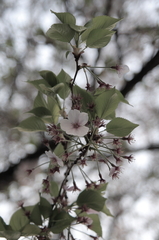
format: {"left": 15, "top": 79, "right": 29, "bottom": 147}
{"left": 121, "top": 50, "right": 159, "bottom": 96}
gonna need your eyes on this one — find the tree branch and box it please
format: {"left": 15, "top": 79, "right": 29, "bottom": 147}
{"left": 121, "top": 50, "right": 159, "bottom": 96}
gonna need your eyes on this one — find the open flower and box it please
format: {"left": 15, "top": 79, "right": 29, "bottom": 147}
{"left": 45, "top": 151, "right": 63, "bottom": 167}
{"left": 60, "top": 109, "right": 89, "bottom": 137}
{"left": 111, "top": 65, "right": 129, "bottom": 78}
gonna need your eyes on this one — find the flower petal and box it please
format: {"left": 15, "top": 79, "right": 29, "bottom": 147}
{"left": 78, "top": 112, "right": 88, "bottom": 125}
{"left": 118, "top": 65, "right": 129, "bottom": 78}
{"left": 60, "top": 119, "right": 72, "bottom": 131}
{"left": 68, "top": 109, "right": 80, "bottom": 123}
{"left": 45, "top": 151, "right": 63, "bottom": 166}
{"left": 74, "top": 126, "right": 89, "bottom": 137}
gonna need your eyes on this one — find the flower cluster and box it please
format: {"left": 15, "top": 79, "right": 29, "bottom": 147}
{"left": 40, "top": 62, "right": 136, "bottom": 239}
{"left": 45, "top": 106, "right": 135, "bottom": 185}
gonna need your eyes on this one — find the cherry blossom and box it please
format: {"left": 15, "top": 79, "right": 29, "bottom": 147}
{"left": 45, "top": 150, "right": 63, "bottom": 167}
{"left": 111, "top": 65, "right": 129, "bottom": 78}
{"left": 60, "top": 109, "right": 89, "bottom": 137}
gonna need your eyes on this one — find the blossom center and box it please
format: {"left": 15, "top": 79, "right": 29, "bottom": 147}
{"left": 72, "top": 122, "right": 80, "bottom": 129}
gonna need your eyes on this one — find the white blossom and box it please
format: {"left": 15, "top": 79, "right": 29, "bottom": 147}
{"left": 45, "top": 150, "right": 63, "bottom": 166}
{"left": 60, "top": 109, "right": 89, "bottom": 137}
{"left": 111, "top": 65, "right": 129, "bottom": 78}
{"left": 116, "top": 65, "right": 129, "bottom": 78}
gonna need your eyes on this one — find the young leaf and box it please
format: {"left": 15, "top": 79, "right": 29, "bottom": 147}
{"left": 86, "top": 29, "right": 114, "bottom": 48}
{"left": 91, "top": 15, "right": 120, "bottom": 30}
{"left": 77, "top": 189, "right": 106, "bottom": 211}
{"left": 69, "top": 24, "right": 87, "bottom": 33}
{"left": 39, "top": 197, "right": 52, "bottom": 219}
{"left": 46, "top": 23, "right": 75, "bottom": 43}
{"left": 16, "top": 116, "right": 46, "bottom": 132}
{"left": 95, "top": 88, "right": 119, "bottom": 119}
{"left": 51, "top": 11, "right": 76, "bottom": 25}
{"left": 106, "top": 117, "right": 139, "bottom": 137}
{"left": 81, "top": 15, "right": 120, "bottom": 42}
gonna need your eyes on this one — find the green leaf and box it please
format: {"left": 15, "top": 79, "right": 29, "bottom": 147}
{"left": 22, "top": 224, "right": 41, "bottom": 235}
{"left": 50, "top": 209, "right": 75, "bottom": 233}
{"left": 0, "top": 217, "right": 7, "bottom": 231}
{"left": 25, "top": 204, "right": 42, "bottom": 225}
{"left": 34, "top": 91, "right": 47, "bottom": 108}
{"left": 16, "top": 116, "right": 46, "bottom": 132}
{"left": 54, "top": 143, "right": 65, "bottom": 157}
{"left": 88, "top": 214, "right": 102, "bottom": 237}
{"left": 69, "top": 24, "right": 87, "bottom": 32}
{"left": 51, "top": 11, "right": 76, "bottom": 25}
{"left": 28, "top": 79, "right": 50, "bottom": 91}
{"left": 39, "top": 197, "right": 52, "bottom": 219}
{"left": 82, "top": 15, "right": 120, "bottom": 42}
{"left": 47, "top": 96, "right": 60, "bottom": 124}
{"left": 105, "top": 111, "right": 116, "bottom": 120}
{"left": 102, "top": 205, "right": 113, "bottom": 217}
{"left": 96, "top": 183, "right": 108, "bottom": 194}
{"left": 95, "top": 88, "right": 119, "bottom": 119}
{"left": 50, "top": 181, "right": 59, "bottom": 197}
{"left": 91, "top": 15, "right": 120, "bottom": 30}
{"left": 106, "top": 117, "right": 139, "bottom": 137}
{"left": 86, "top": 29, "right": 114, "bottom": 48}
{"left": 46, "top": 23, "right": 75, "bottom": 42}
{"left": 76, "top": 212, "right": 102, "bottom": 237}
{"left": 39, "top": 83, "right": 66, "bottom": 98}
{"left": 57, "top": 69, "right": 71, "bottom": 99}
{"left": 9, "top": 209, "right": 30, "bottom": 231}
{"left": 115, "top": 89, "right": 130, "bottom": 105}
{"left": 39, "top": 70, "right": 58, "bottom": 87}
{"left": 77, "top": 189, "right": 106, "bottom": 211}
{"left": 28, "top": 107, "right": 52, "bottom": 118}
{"left": 0, "top": 230, "right": 21, "bottom": 240}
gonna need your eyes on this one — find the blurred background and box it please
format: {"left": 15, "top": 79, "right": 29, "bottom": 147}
{"left": 0, "top": 0, "right": 159, "bottom": 239}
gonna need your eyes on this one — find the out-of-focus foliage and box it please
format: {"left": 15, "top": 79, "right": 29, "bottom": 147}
{"left": 0, "top": 0, "right": 159, "bottom": 240}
